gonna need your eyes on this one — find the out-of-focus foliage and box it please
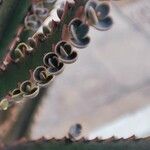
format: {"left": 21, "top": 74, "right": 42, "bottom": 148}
{"left": 3, "top": 138, "right": 150, "bottom": 150}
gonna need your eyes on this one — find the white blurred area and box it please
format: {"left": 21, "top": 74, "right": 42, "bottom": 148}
{"left": 31, "top": 0, "right": 150, "bottom": 139}
{"left": 89, "top": 106, "right": 150, "bottom": 139}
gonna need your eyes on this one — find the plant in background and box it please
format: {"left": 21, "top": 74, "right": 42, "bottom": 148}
{"left": 0, "top": 0, "right": 149, "bottom": 149}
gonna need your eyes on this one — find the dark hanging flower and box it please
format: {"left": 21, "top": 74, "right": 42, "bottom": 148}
{"left": 85, "top": 0, "right": 113, "bottom": 31}
{"left": 68, "top": 123, "right": 82, "bottom": 141}
{"left": 20, "top": 80, "right": 40, "bottom": 99}
{"left": 24, "top": 14, "right": 42, "bottom": 31}
{"left": 10, "top": 43, "right": 32, "bottom": 62}
{"left": 55, "top": 41, "right": 78, "bottom": 64}
{"left": 68, "top": 18, "right": 90, "bottom": 48}
{"left": 11, "top": 88, "right": 23, "bottom": 103}
{"left": 43, "top": 52, "right": 64, "bottom": 75}
{"left": 33, "top": 66, "right": 54, "bottom": 87}
{"left": 10, "top": 48, "right": 25, "bottom": 63}
{"left": 17, "top": 43, "right": 33, "bottom": 53}
{"left": 34, "top": 7, "right": 49, "bottom": 19}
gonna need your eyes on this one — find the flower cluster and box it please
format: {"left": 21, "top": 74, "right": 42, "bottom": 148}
{"left": 0, "top": 0, "right": 113, "bottom": 110}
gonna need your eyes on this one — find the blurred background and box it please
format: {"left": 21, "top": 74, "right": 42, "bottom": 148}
{"left": 1, "top": 0, "right": 150, "bottom": 142}
{"left": 30, "top": 0, "right": 150, "bottom": 139}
